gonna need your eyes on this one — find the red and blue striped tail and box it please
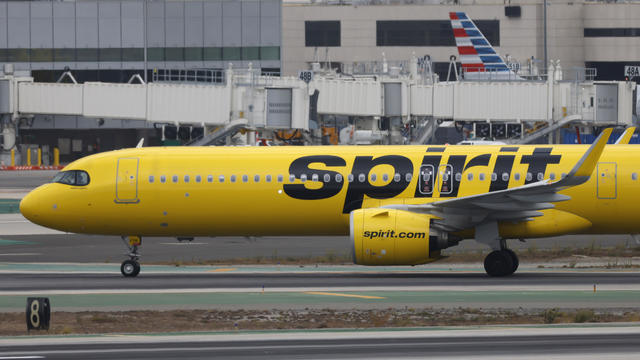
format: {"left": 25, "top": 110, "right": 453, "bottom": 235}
{"left": 449, "top": 12, "right": 518, "bottom": 79}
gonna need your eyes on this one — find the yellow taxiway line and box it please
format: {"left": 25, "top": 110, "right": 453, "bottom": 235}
{"left": 304, "top": 291, "right": 385, "bottom": 299}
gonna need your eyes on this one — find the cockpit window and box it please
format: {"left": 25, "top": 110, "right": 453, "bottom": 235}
{"left": 52, "top": 170, "right": 90, "bottom": 186}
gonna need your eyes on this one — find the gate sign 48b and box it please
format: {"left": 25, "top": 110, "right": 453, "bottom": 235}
{"left": 624, "top": 66, "right": 640, "bottom": 78}
{"left": 298, "top": 70, "right": 314, "bottom": 84}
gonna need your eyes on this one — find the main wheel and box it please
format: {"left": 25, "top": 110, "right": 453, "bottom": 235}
{"left": 121, "top": 259, "right": 140, "bottom": 277}
{"left": 484, "top": 250, "right": 514, "bottom": 277}
{"left": 503, "top": 248, "right": 519, "bottom": 274}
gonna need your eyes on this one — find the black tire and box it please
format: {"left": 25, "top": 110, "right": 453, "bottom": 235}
{"left": 484, "top": 250, "right": 514, "bottom": 277}
{"left": 132, "top": 261, "right": 141, "bottom": 277}
{"left": 503, "top": 248, "right": 519, "bottom": 274}
{"left": 121, "top": 259, "right": 139, "bottom": 277}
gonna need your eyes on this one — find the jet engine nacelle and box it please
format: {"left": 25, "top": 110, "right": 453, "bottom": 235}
{"left": 350, "top": 208, "right": 449, "bottom": 266}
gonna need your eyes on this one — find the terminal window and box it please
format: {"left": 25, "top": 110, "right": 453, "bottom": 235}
{"left": 305, "top": 21, "right": 341, "bottom": 47}
{"left": 584, "top": 28, "right": 640, "bottom": 37}
{"left": 376, "top": 20, "right": 499, "bottom": 47}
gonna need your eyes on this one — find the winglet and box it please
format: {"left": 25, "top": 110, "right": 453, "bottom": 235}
{"left": 558, "top": 128, "right": 612, "bottom": 187}
{"left": 614, "top": 127, "right": 635, "bottom": 145}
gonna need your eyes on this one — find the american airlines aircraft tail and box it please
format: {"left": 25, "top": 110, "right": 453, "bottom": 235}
{"left": 449, "top": 12, "right": 521, "bottom": 80}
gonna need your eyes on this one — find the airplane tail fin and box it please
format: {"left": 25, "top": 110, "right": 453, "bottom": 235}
{"left": 449, "top": 12, "right": 520, "bottom": 80}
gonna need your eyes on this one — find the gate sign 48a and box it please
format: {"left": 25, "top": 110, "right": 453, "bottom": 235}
{"left": 624, "top": 66, "right": 640, "bottom": 78}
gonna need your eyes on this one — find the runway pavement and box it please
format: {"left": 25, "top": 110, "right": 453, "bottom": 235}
{"left": 1, "top": 326, "right": 640, "bottom": 359}
{"left": 1, "top": 267, "right": 639, "bottom": 311}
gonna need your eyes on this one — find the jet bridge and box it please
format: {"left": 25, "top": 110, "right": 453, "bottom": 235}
{"left": 0, "top": 58, "right": 635, "bottom": 165}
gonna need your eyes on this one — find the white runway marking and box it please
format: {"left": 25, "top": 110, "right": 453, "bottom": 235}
{"left": 159, "top": 242, "right": 207, "bottom": 245}
{"left": 0, "top": 214, "right": 65, "bottom": 236}
{"left": 0, "top": 253, "right": 42, "bottom": 256}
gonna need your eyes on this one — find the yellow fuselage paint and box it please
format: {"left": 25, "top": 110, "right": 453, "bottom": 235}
{"left": 20, "top": 144, "right": 640, "bottom": 238}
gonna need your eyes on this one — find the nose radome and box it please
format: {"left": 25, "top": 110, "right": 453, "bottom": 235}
{"left": 20, "top": 191, "right": 39, "bottom": 223}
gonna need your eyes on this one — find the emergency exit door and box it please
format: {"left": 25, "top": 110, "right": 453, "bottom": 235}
{"left": 116, "top": 158, "right": 139, "bottom": 203}
{"left": 597, "top": 162, "right": 617, "bottom": 199}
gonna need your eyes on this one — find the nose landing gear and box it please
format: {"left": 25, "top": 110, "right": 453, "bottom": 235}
{"left": 120, "top": 236, "right": 141, "bottom": 277}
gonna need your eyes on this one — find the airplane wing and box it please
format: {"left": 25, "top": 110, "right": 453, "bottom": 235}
{"left": 615, "top": 127, "right": 635, "bottom": 144}
{"left": 385, "top": 128, "right": 613, "bottom": 232}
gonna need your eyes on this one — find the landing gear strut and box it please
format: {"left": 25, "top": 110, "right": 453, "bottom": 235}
{"left": 484, "top": 248, "right": 519, "bottom": 277}
{"left": 120, "top": 236, "right": 141, "bottom": 277}
{"left": 475, "top": 222, "right": 519, "bottom": 277}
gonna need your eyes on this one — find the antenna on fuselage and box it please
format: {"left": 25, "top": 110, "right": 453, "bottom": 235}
{"left": 136, "top": 138, "right": 144, "bottom": 148}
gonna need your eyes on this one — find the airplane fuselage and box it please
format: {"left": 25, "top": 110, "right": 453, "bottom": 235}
{"left": 19, "top": 144, "right": 640, "bottom": 238}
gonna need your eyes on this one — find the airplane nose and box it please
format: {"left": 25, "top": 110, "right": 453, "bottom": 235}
{"left": 20, "top": 191, "right": 39, "bottom": 223}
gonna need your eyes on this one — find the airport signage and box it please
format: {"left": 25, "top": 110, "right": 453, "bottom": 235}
{"left": 298, "top": 70, "right": 314, "bottom": 84}
{"left": 624, "top": 66, "right": 640, "bottom": 78}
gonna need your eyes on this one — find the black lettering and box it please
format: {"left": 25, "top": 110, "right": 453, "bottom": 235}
{"left": 463, "top": 154, "right": 491, "bottom": 171}
{"left": 489, "top": 155, "right": 516, "bottom": 192}
{"left": 343, "top": 155, "right": 413, "bottom": 213}
{"left": 283, "top": 155, "right": 345, "bottom": 200}
{"left": 520, "top": 148, "right": 561, "bottom": 184}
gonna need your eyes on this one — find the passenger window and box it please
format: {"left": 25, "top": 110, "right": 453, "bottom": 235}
{"left": 254, "top": 175, "right": 260, "bottom": 182}
{"left": 382, "top": 174, "right": 389, "bottom": 182}
{"left": 550, "top": 173, "right": 556, "bottom": 180}
{"left": 467, "top": 173, "right": 473, "bottom": 181}
{"left": 501, "top": 173, "right": 508, "bottom": 181}
{"left": 455, "top": 173, "right": 462, "bottom": 181}
{"left": 526, "top": 173, "right": 532, "bottom": 182}
{"left": 277, "top": 175, "right": 283, "bottom": 182}
{"left": 289, "top": 174, "right": 296, "bottom": 182}
{"left": 348, "top": 174, "right": 354, "bottom": 182}
{"left": 491, "top": 173, "right": 497, "bottom": 182}
{"left": 336, "top": 174, "right": 343, "bottom": 182}
{"left": 219, "top": 175, "right": 225, "bottom": 183}
{"left": 184, "top": 175, "right": 190, "bottom": 183}
{"left": 324, "top": 174, "right": 330, "bottom": 183}
{"left": 149, "top": 175, "right": 155, "bottom": 183}
{"left": 301, "top": 174, "right": 308, "bottom": 182}
{"left": 230, "top": 175, "right": 237, "bottom": 183}
{"left": 266, "top": 175, "right": 272, "bottom": 182}
{"left": 370, "top": 174, "right": 377, "bottom": 182}
{"left": 195, "top": 175, "right": 201, "bottom": 183}
{"left": 172, "top": 175, "right": 178, "bottom": 183}
{"left": 561, "top": 173, "right": 567, "bottom": 179}
{"left": 537, "top": 172, "right": 544, "bottom": 181}
{"left": 358, "top": 174, "right": 366, "bottom": 183}
{"left": 514, "top": 173, "right": 520, "bottom": 181}
{"left": 479, "top": 173, "right": 485, "bottom": 181}
{"left": 160, "top": 175, "right": 166, "bottom": 183}
{"left": 207, "top": 175, "right": 213, "bottom": 183}
{"left": 633, "top": 173, "right": 638, "bottom": 181}
{"left": 405, "top": 173, "right": 413, "bottom": 182}
{"left": 312, "top": 174, "right": 319, "bottom": 182}
{"left": 394, "top": 173, "right": 401, "bottom": 182}
{"left": 242, "top": 175, "right": 248, "bottom": 183}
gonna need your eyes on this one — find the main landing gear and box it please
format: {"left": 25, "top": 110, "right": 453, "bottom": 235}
{"left": 475, "top": 222, "right": 519, "bottom": 277}
{"left": 120, "top": 236, "right": 142, "bottom": 277}
{"left": 484, "top": 248, "right": 519, "bottom": 277}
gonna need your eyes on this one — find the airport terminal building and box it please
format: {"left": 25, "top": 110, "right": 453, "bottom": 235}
{"left": 282, "top": 0, "right": 640, "bottom": 82}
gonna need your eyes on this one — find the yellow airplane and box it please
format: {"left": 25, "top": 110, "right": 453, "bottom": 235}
{"left": 19, "top": 127, "right": 637, "bottom": 277}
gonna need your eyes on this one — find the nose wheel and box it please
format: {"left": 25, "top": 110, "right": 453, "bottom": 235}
{"left": 120, "top": 236, "right": 142, "bottom": 277}
{"left": 121, "top": 259, "right": 140, "bottom": 277}
{"left": 484, "top": 249, "right": 519, "bottom": 277}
